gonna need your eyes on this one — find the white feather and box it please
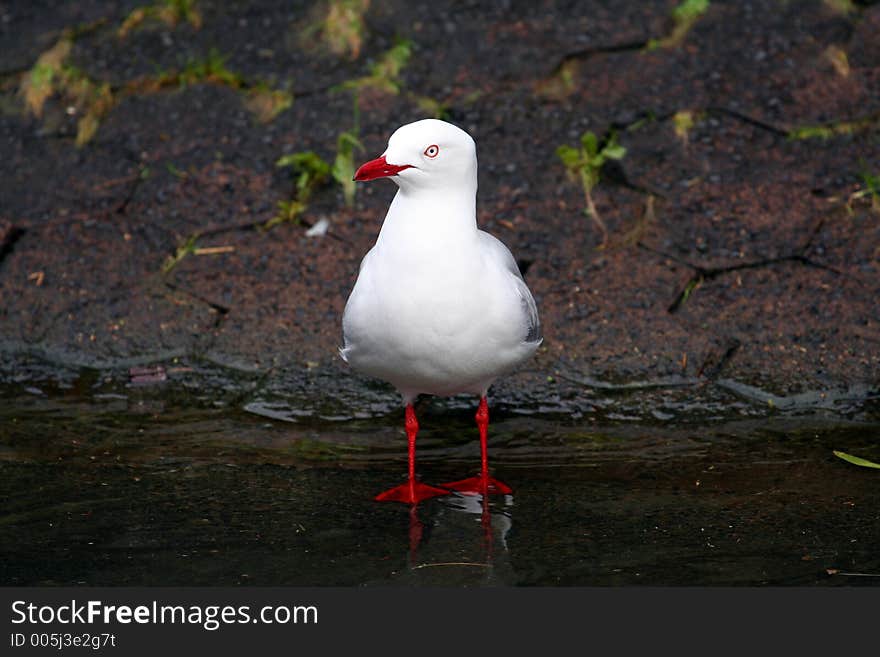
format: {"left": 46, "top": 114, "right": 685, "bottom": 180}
{"left": 341, "top": 119, "right": 541, "bottom": 403}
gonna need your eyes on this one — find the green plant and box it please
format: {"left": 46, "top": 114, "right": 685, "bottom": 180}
{"left": 265, "top": 199, "right": 308, "bottom": 231}
{"left": 312, "top": 0, "right": 370, "bottom": 60}
{"left": 847, "top": 164, "right": 880, "bottom": 214}
{"left": 245, "top": 83, "right": 293, "bottom": 123}
{"left": 177, "top": 49, "right": 243, "bottom": 88}
{"left": 271, "top": 122, "right": 365, "bottom": 222}
{"left": 412, "top": 95, "right": 450, "bottom": 119}
{"left": 673, "top": 0, "right": 710, "bottom": 23}
{"left": 341, "top": 38, "right": 411, "bottom": 94}
{"left": 276, "top": 151, "right": 332, "bottom": 201}
{"left": 647, "top": 0, "right": 710, "bottom": 50}
{"left": 823, "top": 0, "right": 857, "bottom": 15}
{"left": 20, "top": 35, "right": 73, "bottom": 116}
{"left": 861, "top": 169, "right": 880, "bottom": 212}
{"left": 73, "top": 80, "right": 115, "bottom": 146}
{"left": 833, "top": 450, "right": 880, "bottom": 469}
{"left": 125, "top": 51, "right": 292, "bottom": 124}
{"left": 536, "top": 60, "right": 579, "bottom": 100}
{"left": 332, "top": 131, "right": 363, "bottom": 207}
{"left": 618, "top": 194, "right": 657, "bottom": 248}
{"left": 129, "top": 50, "right": 243, "bottom": 92}
{"left": 556, "top": 131, "right": 627, "bottom": 246}
{"left": 673, "top": 110, "right": 697, "bottom": 145}
{"left": 20, "top": 12, "right": 295, "bottom": 147}
{"left": 162, "top": 233, "right": 198, "bottom": 274}
{"left": 166, "top": 162, "right": 188, "bottom": 179}
{"left": 271, "top": 94, "right": 370, "bottom": 225}
{"left": 269, "top": 151, "right": 333, "bottom": 229}
{"left": 678, "top": 276, "right": 703, "bottom": 306}
{"left": 119, "top": 0, "right": 202, "bottom": 38}
{"left": 824, "top": 45, "right": 850, "bottom": 77}
{"left": 329, "top": 98, "right": 364, "bottom": 207}
{"left": 787, "top": 114, "right": 880, "bottom": 141}
{"left": 19, "top": 35, "right": 118, "bottom": 146}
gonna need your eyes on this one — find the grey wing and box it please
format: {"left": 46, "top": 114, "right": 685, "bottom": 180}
{"left": 514, "top": 274, "right": 542, "bottom": 344}
{"left": 478, "top": 231, "right": 542, "bottom": 345}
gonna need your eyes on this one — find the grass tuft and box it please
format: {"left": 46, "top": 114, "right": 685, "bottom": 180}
{"left": 245, "top": 85, "right": 294, "bottom": 123}
{"left": 119, "top": 0, "right": 202, "bottom": 39}
{"left": 319, "top": 0, "right": 370, "bottom": 59}
{"left": 20, "top": 37, "right": 118, "bottom": 146}
{"left": 340, "top": 39, "right": 411, "bottom": 95}
{"left": 646, "top": 0, "right": 710, "bottom": 50}
{"left": 20, "top": 36, "right": 73, "bottom": 117}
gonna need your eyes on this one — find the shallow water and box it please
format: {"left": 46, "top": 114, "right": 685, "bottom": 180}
{"left": 2, "top": 364, "right": 879, "bottom": 586}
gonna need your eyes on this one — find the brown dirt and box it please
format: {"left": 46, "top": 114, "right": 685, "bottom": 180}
{"left": 1, "top": 0, "right": 878, "bottom": 406}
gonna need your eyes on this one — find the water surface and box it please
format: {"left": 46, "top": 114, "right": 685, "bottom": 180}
{"left": 2, "top": 365, "right": 879, "bottom": 586}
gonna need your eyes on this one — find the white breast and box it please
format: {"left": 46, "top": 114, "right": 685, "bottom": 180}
{"left": 341, "top": 229, "right": 540, "bottom": 401}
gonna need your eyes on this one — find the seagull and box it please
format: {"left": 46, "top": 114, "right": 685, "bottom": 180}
{"left": 340, "top": 119, "right": 542, "bottom": 504}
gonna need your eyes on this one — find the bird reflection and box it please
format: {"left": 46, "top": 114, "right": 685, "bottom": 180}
{"left": 407, "top": 504, "right": 423, "bottom": 564}
{"left": 401, "top": 491, "right": 515, "bottom": 585}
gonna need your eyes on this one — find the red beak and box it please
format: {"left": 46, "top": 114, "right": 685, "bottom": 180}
{"left": 353, "top": 156, "right": 413, "bottom": 181}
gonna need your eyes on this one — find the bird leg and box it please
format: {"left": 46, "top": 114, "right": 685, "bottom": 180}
{"left": 442, "top": 397, "right": 512, "bottom": 496}
{"left": 375, "top": 403, "right": 449, "bottom": 503}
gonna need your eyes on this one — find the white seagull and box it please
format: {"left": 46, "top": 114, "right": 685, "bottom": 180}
{"left": 340, "top": 119, "right": 542, "bottom": 504}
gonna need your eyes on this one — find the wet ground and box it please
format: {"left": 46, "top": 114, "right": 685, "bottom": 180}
{"left": 1, "top": 0, "right": 879, "bottom": 391}
{"left": 1, "top": 1, "right": 879, "bottom": 585}
{"left": 2, "top": 361, "right": 879, "bottom": 586}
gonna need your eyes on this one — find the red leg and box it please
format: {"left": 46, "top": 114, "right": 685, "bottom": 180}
{"left": 375, "top": 404, "right": 449, "bottom": 503}
{"left": 442, "top": 397, "right": 512, "bottom": 496}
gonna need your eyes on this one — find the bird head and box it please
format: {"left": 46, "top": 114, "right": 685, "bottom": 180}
{"left": 353, "top": 119, "right": 477, "bottom": 193}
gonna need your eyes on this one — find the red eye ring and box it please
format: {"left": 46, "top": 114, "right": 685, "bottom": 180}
{"left": 424, "top": 144, "right": 439, "bottom": 158}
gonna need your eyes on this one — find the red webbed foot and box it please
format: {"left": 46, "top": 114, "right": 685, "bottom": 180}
{"left": 440, "top": 475, "right": 512, "bottom": 496}
{"left": 374, "top": 479, "right": 450, "bottom": 504}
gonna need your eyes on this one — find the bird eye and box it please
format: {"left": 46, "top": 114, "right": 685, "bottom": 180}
{"left": 424, "top": 144, "right": 439, "bottom": 158}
